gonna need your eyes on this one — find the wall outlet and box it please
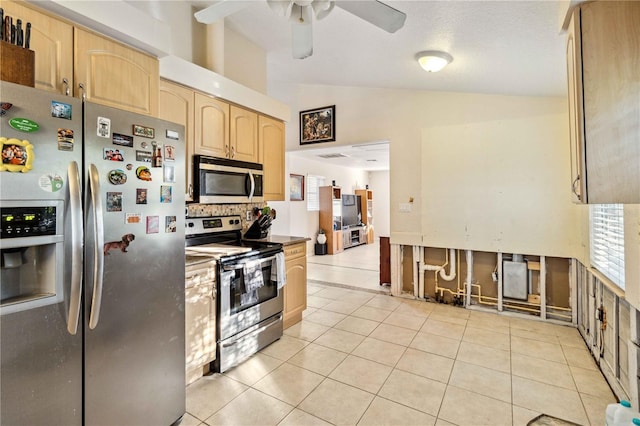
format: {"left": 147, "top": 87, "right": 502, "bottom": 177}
{"left": 246, "top": 210, "right": 252, "bottom": 221}
{"left": 399, "top": 203, "right": 412, "bottom": 213}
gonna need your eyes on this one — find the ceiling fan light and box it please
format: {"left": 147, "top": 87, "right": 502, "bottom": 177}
{"left": 416, "top": 51, "right": 453, "bottom": 72}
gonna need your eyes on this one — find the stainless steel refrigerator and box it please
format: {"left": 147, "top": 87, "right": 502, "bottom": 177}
{"left": 0, "top": 81, "right": 185, "bottom": 425}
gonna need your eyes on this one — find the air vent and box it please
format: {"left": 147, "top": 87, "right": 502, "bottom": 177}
{"left": 318, "top": 153, "right": 348, "bottom": 159}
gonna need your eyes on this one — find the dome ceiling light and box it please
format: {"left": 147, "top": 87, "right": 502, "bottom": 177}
{"left": 416, "top": 51, "right": 453, "bottom": 72}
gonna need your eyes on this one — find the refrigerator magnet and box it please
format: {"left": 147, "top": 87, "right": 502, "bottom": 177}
{"left": 165, "top": 129, "right": 179, "bottom": 140}
{"left": 108, "top": 169, "right": 127, "bottom": 185}
{"left": 125, "top": 213, "right": 142, "bottom": 224}
{"left": 106, "top": 192, "right": 122, "bottom": 212}
{"left": 113, "top": 133, "right": 134, "bottom": 147}
{"left": 57, "top": 128, "right": 74, "bottom": 151}
{"left": 38, "top": 173, "right": 63, "bottom": 192}
{"left": 160, "top": 185, "right": 172, "bottom": 203}
{"left": 0, "top": 102, "right": 13, "bottom": 116}
{"left": 165, "top": 216, "right": 177, "bottom": 233}
{"left": 146, "top": 216, "right": 159, "bottom": 234}
{"left": 136, "top": 188, "right": 148, "bottom": 204}
{"left": 136, "top": 150, "right": 151, "bottom": 162}
{"left": 97, "top": 117, "right": 111, "bottom": 138}
{"left": 104, "top": 148, "right": 124, "bottom": 161}
{"left": 51, "top": 101, "right": 72, "bottom": 120}
{"left": 163, "top": 145, "right": 175, "bottom": 161}
{"left": 9, "top": 117, "right": 39, "bottom": 133}
{"left": 133, "top": 124, "right": 154, "bottom": 139}
{"left": 1, "top": 137, "right": 34, "bottom": 173}
{"left": 136, "top": 166, "right": 152, "bottom": 181}
{"left": 104, "top": 233, "right": 135, "bottom": 255}
{"left": 163, "top": 164, "right": 175, "bottom": 183}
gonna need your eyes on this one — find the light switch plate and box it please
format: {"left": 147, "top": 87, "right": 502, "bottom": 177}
{"left": 399, "top": 203, "right": 412, "bottom": 213}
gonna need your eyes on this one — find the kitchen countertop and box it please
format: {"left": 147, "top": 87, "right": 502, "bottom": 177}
{"left": 266, "top": 235, "right": 311, "bottom": 246}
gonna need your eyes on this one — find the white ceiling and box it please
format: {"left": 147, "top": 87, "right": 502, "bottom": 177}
{"left": 195, "top": 0, "right": 568, "bottom": 170}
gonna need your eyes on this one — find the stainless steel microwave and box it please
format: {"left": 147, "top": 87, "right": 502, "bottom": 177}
{"left": 193, "top": 155, "right": 264, "bottom": 204}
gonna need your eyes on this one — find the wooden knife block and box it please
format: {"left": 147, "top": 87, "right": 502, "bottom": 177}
{"left": 0, "top": 40, "right": 35, "bottom": 87}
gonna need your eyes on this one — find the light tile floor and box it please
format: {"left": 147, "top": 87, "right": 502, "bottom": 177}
{"left": 184, "top": 282, "right": 616, "bottom": 426}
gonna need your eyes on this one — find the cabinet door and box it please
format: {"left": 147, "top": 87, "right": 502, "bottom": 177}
{"left": 2, "top": 1, "right": 73, "bottom": 94}
{"left": 581, "top": 1, "right": 640, "bottom": 203}
{"left": 566, "top": 10, "right": 586, "bottom": 203}
{"left": 283, "top": 245, "right": 307, "bottom": 329}
{"left": 74, "top": 28, "right": 159, "bottom": 116}
{"left": 230, "top": 105, "right": 258, "bottom": 162}
{"left": 159, "top": 80, "right": 195, "bottom": 201}
{"left": 185, "top": 284, "right": 215, "bottom": 384}
{"left": 258, "top": 115, "right": 285, "bottom": 201}
{"left": 335, "top": 230, "right": 344, "bottom": 253}
{"left": 194, "top": 92, "right": 229, "bottom": 158}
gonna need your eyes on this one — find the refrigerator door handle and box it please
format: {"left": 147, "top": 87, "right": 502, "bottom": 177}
{"left": 67, "top": 161, "right": 83, "bottom": 335}
{"left": 88, "top": 163, "right": 105, "bottom": 329}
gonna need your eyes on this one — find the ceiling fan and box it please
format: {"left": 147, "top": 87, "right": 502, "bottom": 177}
{"left": 194, "top": 0, "right": 407, "bottom": 59}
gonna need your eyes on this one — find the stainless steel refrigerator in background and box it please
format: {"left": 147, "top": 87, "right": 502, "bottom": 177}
{"left": 0, "top": 81, "right": 186, "bottom": 425}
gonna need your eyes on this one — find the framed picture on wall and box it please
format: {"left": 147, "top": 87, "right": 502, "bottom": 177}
{"left": 300, "top": 105, "right": 335, "bottom": 144}
{"left": 290, "top": 174, "right": 305, "bottom": 201}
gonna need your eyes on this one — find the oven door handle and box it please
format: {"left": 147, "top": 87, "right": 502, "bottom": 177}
{"left": 222, "top": 254, "right": 277, "bottom": 271}
{"left": 221, "top": 314, "right": 282, "bottom": 348}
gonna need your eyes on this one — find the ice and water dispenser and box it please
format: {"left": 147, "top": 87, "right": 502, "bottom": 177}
{"left": 0, "top": 202, "right": 64, "bottom": 313}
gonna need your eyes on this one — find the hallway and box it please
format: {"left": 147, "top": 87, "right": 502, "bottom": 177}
{"left": 307, "top": 239, "right": 388, "bottom": 294}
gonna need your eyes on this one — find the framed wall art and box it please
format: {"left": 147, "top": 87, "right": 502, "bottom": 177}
{"left": 290, "top": 174, "right": 305, "bottom": 201}
{"left": 300, "top": 105, "right": 335, "bottom": 145}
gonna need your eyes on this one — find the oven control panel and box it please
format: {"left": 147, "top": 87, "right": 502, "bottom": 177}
{"left": 185, "top": 215, "right": 242, "bottom": 236}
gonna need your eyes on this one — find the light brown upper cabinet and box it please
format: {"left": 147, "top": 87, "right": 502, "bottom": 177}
{"left": 2, "top": 0, "right": 74, "bottom": 95}
{"left": 2, "top": 1, "right": 159, "bottom": 116}
{"left": 194, "top": 92, "right": 230, "bottom": 159}
{"left": 75, "top": 28, "right": 159, "bottom": 116}
{"left": 159, "top": 79, "right": 195, "bottom": 201}
{"left": 229, "top": 105, "right": 258, "bottom": 163}
{"left": 566, "top": 2, "right": 640, "bottom": 203}
{"left": 258, "top": 115, "right": 285, "bottom": 201}
{"left": 193, "top": 94, "right": 259, "bottom": 163}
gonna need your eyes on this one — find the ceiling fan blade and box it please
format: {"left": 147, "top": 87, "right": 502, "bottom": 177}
{"left": 335, "top": 0, "right": 406, "bottom": 33}
{"left": 311, "top": 0, "right": 335, "bottom": 20}
{"left": 267, "top": 0, "right": 294, "bottom": 18}
{"left": 194, "top": 0, "right": 251, "bottom": 24}
{"left": 290, "top": 5, "right": 313, "bottom": 59}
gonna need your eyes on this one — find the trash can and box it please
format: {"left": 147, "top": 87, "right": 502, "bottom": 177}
{"left": 314, "top": 243, "right": 327, "bottom": 255}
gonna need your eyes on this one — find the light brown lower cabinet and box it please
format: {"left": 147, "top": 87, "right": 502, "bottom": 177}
{"left": 283, "top": 242, "right": 307, "bottom": 329}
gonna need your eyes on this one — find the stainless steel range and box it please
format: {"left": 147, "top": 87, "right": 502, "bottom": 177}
{"left": 185, "top": 215, "right": 284, "bottom": 373}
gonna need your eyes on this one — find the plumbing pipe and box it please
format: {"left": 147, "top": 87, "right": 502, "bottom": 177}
{"left": 465, "top": 250, "right": 473, "bottom": 307}
{"left": 439, "top": 249, "right": 456, "bottom": 281}
{"left": 412, "top": 246, "right": 420, "bottom": 298}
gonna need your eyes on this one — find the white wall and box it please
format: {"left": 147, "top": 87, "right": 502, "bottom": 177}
{"left": 369, "top": 171, "right": 390, "bottom": 237}
{"left": 224, "top": 27, "right": 267, "bottom": 94}
{"left": 420, "top": 114, "right": 578, "bottom": 257}
{"left": 276, "top": 83, "right": 581, "bottom": 258}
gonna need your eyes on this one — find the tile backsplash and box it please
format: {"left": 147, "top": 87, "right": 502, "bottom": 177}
{"left": 186, "top": 203, "right": 266, "bottom": 230}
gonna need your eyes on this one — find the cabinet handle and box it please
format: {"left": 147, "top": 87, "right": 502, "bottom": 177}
{"left": 231, "top": 146, "right": 235, "bottom": 158}
{"left": 78, "top": 83, "right": 86, "bottom": 101}
{"left": 62, "top": 78, "right": 70, "bottom": 96}
{"left": 571, "top": 175, "right": 582, "bottom": 201}
{"left": 225, "top": 144, "right": 230, "bottom": 158}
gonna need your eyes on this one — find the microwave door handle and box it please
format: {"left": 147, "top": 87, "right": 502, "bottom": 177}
{"left": 247, "top": 171, "right": 255, "bottom": 200}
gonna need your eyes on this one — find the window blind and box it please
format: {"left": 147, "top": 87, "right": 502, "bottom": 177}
{"left": 590, "top": 204, "right": 625, "bottom": 289}
{"left": 306, "top": 175, "right": 325, "bottom": 211}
